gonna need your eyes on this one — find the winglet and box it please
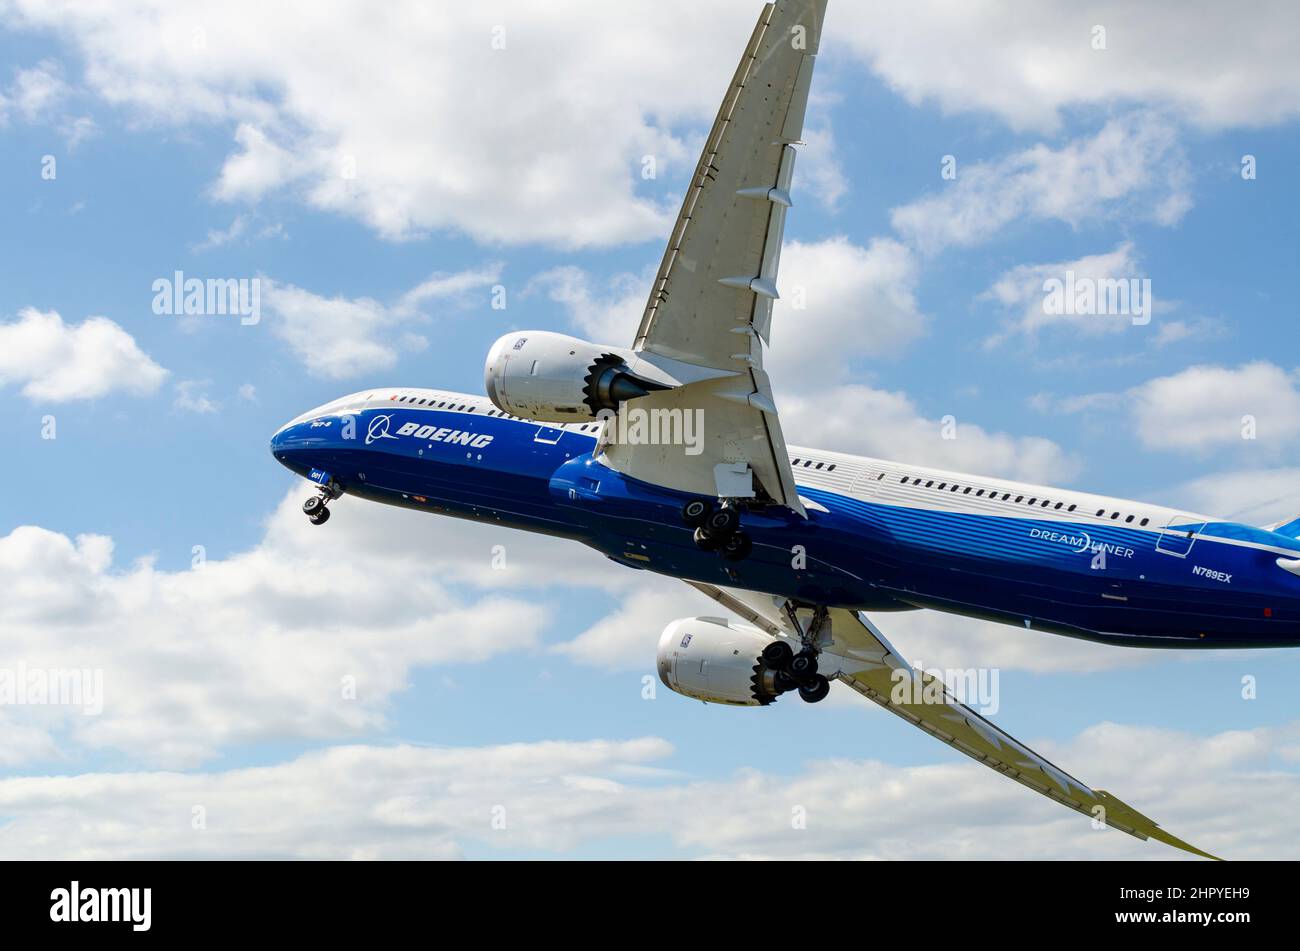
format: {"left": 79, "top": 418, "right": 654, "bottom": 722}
{"left": 1094, "top": 791, "right": 1223, "bottom": 861}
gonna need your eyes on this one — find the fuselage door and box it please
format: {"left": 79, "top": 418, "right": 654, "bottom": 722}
{"left": 849, "top": 468, "right": 887, "bottom": 500}
{"left": 1156, "top": 516, "right": 1206, "bottom": 557}
{"left": 534, "top": 424, "right": 564, "bottom": 445}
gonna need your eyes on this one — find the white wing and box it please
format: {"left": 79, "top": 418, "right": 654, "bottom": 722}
{"left": 686, "top": 581, "right": 1221, "bottom": 860}
{"left": 602, "top": 0, "right": 827, "bottom": 514}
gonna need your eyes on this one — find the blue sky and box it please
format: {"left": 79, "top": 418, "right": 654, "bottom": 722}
{"left": 2, "top": 0, "right": 1300, "bottom": 859}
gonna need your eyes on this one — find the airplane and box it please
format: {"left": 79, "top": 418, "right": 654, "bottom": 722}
{"left": 270, "top": 0, "right": 1297, "bottom": 860}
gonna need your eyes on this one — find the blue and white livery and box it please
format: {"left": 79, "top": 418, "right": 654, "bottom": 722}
{"left": 271, "top": 0, "right": 1282, "bottom": 858}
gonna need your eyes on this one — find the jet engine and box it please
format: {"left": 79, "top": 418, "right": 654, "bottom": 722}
{"left": 483, "top": 331, "right": 668, "bottom": 424}
{"left": 655, "top": 616, "right": 830, "bottom": 706}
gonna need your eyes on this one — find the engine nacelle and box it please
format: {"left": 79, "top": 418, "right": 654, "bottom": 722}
{"left": 657, "top": 617, "right": 788, "bottom": 706}
{"left": 483, "top": 331, "right": 666, "bottom": 424}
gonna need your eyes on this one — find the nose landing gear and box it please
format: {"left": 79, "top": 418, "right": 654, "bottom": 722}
{"left": 303, "top": 495, "right": 331, "bottom": 525}
{"left": 303, "top": 481, "right": 342, "bottom": 526}
{"left": 682, "top": 498, "right": 752, "bottom": 561}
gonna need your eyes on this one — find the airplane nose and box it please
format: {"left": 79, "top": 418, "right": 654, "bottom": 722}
{"left": 269, "top": 423, "right": 291, "bottom": 456}
{"left": 270, "top": 420, "right": 307, "bottom": 459}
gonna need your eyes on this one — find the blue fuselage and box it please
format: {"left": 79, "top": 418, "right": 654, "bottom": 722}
{"left": 271, "top": 393, "right": 1300, "bottom": 649}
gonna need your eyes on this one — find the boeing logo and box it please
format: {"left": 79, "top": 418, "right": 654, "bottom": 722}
{"left": 395, "top": 421, "right": 493, "bottom": 449}
{"left": 366, "top": 415, "right": 399, "bottom": 445}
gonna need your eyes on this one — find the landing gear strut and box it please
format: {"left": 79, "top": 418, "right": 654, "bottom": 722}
{"left": 682, "top": 498, "right": 751, "bottom": 561}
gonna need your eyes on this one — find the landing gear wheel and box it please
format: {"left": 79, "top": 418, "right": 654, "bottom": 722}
{"left": 798, "top": 675, "right": 831, "bottom": 704}
{"left": 308, "top": 506, "right": 331, "bottom": 526}
{"left": 303, "top": 496, "right": 326, "bottom": 517}
{"left": 681, "top": 498, "right": 713, "bottom": 528}
{"left": 704, "top": 507, "right": 740, "bottom": 537}
{"left": 693, "top": 526, "right": 722, "bottom": 552}
{"left": 789, "top": 650, "right": 819, "bottom": 681}
{"left": 761, "top": 640, "right": 794, "bottom": 670}
{"left": 719, "top": 530, "right": 752, "bottom": 562}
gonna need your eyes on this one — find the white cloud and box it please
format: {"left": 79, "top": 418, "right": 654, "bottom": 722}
{"left": 0, "top": 59, "right": 96, "bottom": 148}
{"left": 172, "top": 379, "right": 219, "bottom": 414}
{"left": 0, "top": 489, "right": 568, "bottom": 767}
{"left": 213, "top": 123, "right": 296, "bottom": 203}
{"left": 768, "top": 237, "right": 925, "bottom": 384}
{"left": 0, "top": 307, "right": 168, "bottom": 402}
{"left": 9, "top": 2, "right": 1296, "bottom": 251}
{"left": 1127, "top": 362, "right": 1300, "bottom": 454}
{"left": 890, "top": 113, "right": 1190, "bottom": 255}
{"left": 1037, "top": 362, "right": 1300, "bottom": 460}
{"left": 798, "top": 97, "right": 848, "bottom": 211}
{"left": 0, "top": 738, "right": 675, "bottom": 859}
{"left": 832, "top": 0, "right": 1300, "bottom": 132}
{"left": 1151, "top": 316, "right": 1227, "bottom": 349}
{"left": 263, "top": 264, "right": 501, "bottom": 379}
{"left": 1032, "top": 363, "right": 1300, "bottom": 459}
{"left": 782, "top": 384, "right": 1080, "bottom": 484}
{"left": 981, "top": 241, "right": 1146, "bottom": 345}
{"left": 1173, "top": 468, "right": 1300, "bottom": 526}
{"left": 0, "top": 721, "right": 1294, "bottom": 858}
{"left": 3, "top": 0, "right": 786, "bottom": 247}
{"left": 191, "top": 213, "right": 257, "bottom": 253}
{"left": 528, "top": 265, "right": 650, "bottom": 347}
{"left": 4, "top": 59, "right": 69, "bottom": 121}
{"left": 0, "top": 711, "right": 60, "bottom": 767}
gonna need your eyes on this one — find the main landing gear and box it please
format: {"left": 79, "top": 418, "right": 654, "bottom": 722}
{"left": 681, "top": 498, "right": 751, "bottom": 561}
{"left": 754, "top": 603, "right": 832, "bottom": 704}
{"left": 759, "top": 639, "right": 830, "bottom": 703}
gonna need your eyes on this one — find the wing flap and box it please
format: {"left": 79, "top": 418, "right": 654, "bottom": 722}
{"left": 601, "top": 369, "right": 804, "bottom": 513}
